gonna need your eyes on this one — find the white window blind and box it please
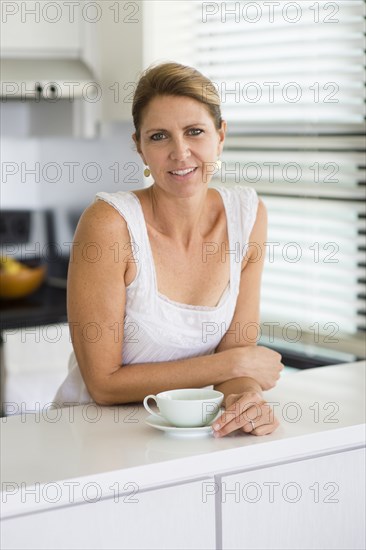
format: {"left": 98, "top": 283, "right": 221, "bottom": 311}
{"left": 195, "top": 0, "right": 365, "bottom": 132}
{"left": 259, "top": 196, "right": 365, "bottom": 334}
{"left": 143, "top": 1, "right": 366, "bottom": 343}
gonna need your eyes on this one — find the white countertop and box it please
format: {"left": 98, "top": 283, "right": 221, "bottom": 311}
{"left": 1, "top": 361, "right": 365, "bottom": 518}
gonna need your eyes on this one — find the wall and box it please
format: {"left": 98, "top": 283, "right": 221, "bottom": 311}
{"left": 1, "top": 120, "right": 145, "bottom": 253}
{"left": 2, "top": 121, "right": 144, "bottom": 208}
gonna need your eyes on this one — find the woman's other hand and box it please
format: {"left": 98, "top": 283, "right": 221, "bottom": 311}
{"left": 229, "top": 346, "right": 284, "bottom": 390}
{"left": 212, "top": 389, "right": 280, "bottom": 438}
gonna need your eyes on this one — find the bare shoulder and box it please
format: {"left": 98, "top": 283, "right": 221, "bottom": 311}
{"left": 75, "top": 198, "right": 130, "bottom": 244}
{"left": 68, "top": 198, "right": 134, "bottom": 275}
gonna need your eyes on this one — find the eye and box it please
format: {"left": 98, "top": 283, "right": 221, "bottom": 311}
{"left": 188, "top": 128, "right": 204, "bottom": 136}
{"left": 150, "top": 128, "right": 204, "bottom": 141}
{"left": 150, "top": 132, "right": 166, "bottom": 141}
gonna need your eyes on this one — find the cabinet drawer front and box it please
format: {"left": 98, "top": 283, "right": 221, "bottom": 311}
{"left": 1, "top": 478, "right": 215, "bottom": 550}
{"left": 220, "top": 448, "right": 365, "bottom": 550}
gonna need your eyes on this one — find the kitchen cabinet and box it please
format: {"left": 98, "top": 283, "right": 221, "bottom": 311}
{"left": 1, "top": 1, "right": 143, "bottom": 126}
{"left": 2, "top": 478, "right": 215, "bottom": 550}
{"left": 220, "top": 447, "right": 365, "bottom": 550}
{"left": 0, "top": 1, "right": 101, "bottom": 138}
{"left": 0, "top": 1, "right": 188, "bottom": 126}
{"left": 1, "top": 362, "right": 365, "bottom": 550}
{"left": 0, "top": 1, "right": 82, "bottom": 55}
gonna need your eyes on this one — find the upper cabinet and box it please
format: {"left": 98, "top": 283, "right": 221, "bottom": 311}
{"left": 0, "top": 1, "right": 146, "bottom": 130}
{"left": 1, "top": 1, "right": 98, "bottom": 138}
{"left": 0, "top": 0, "right": 143, "bottom": 126}
{"left": 0, "top": 1, "right": 82, "bottom": 55}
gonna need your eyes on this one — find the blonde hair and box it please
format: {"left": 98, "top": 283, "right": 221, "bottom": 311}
{"left": 132, "top": 61, "right": 223, "bottom": 142}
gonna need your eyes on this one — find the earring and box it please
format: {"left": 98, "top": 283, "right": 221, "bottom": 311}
{"left": 216, "top": 159, "right": 222, "bottom": 170}
{"left": 143, "top": 166, "right": 151, "bottom": 177}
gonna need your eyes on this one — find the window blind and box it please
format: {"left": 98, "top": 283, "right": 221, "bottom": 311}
{"left": 195, "top": 0, "right": 365, "bottom": 132}
{"left": 259, "top": 196, "right": 365, "bottom": 334}
{"left": 143, "top": 0, "right": 366, "bottom": 343}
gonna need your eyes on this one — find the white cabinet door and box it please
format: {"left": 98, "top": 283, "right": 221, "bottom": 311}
{"left": 1, "top": 478, "right": 215, "bottom": 550}
{"left": 2, "top": 324, "right": 72, "bottom": 414}
{"left": 221, "top": 448, "right": 365, "bottom": 550}
{"left": 1, "top": 1, "right": 81, "bottom": 55}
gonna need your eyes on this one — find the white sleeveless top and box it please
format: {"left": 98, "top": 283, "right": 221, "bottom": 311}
{"left": 53, "top": 185, "right": 259, "bottom": 406}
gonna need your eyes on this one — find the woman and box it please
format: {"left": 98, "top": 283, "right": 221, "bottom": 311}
{"left": 54, "top": 62, "right": 283, "bottom": 437}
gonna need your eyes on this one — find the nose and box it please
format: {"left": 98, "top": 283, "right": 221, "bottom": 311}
{"left": 169, "top": 136, "right": 190, "bottom": 161}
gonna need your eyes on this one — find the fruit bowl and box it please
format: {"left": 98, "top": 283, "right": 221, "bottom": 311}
{"left": 0, "top": 257, "right": 47, "bottom": 299}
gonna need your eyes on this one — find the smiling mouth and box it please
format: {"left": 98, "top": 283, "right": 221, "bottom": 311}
{"left": 168, "top": 167, "right": 198, "bottom": 178}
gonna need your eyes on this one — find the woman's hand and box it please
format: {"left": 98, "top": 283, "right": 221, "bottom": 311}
{"left": 212, "top": 390, "right": 280, "bottom": 438}
{"left": 229, "top": 346, "right": 284, "bottom": 390}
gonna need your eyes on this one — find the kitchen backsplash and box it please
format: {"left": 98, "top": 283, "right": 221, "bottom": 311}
{"left": 1, "top": 120, "right": 144, "bottom": 210}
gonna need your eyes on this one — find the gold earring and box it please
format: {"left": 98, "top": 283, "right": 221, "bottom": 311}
{"left": 144, "top": 166, "right": 151, "bottom": 177}
{"left": 216, "top": 159, "right": 222, "bottom": 170}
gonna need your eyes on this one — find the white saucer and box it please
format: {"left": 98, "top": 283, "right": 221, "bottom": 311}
{"left": 145, "top": 413, "right": 220, "bottom": 437}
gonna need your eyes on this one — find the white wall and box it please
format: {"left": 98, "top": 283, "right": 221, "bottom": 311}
{"left": 1, "top": 136, "right": 41, "bottom": 209}
{"left": 1, "top": 121, "right": 144, "bottom": 211}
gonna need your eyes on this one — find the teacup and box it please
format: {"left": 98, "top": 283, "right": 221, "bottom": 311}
{"left": 143, "top": 388, "right": 224, "bottom": 428}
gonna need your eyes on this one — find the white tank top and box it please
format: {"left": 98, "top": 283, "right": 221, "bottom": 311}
{"left": 53, "top": 185, "right": 259, "bottom": 406}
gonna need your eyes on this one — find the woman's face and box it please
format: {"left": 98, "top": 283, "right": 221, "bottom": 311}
{"left": 133, "top": 95, "right": 226, "bottom": 197}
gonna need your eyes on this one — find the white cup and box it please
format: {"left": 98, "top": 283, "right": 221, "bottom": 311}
{"left": 143, "top": 388, "right": 224, "bottom": 428}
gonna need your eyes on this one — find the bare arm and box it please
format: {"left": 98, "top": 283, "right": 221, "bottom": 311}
{"left": 68, "top": 200, "right": 243, "bottom": 406}
{"left": 214, "top": 376, "right": 262, "bottom": 402}
{"left": 210, "top": 198, "right": 282, "bottom": 437}
{"left": 214, "top": 198, "right": 284, "bottom": 394}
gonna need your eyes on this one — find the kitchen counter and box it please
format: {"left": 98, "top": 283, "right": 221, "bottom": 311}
{"left": 0, "top": 283, "right": 67, "bottom": 331}
{"left": 1, "top": 361, "right": 365, "bottom": 550}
